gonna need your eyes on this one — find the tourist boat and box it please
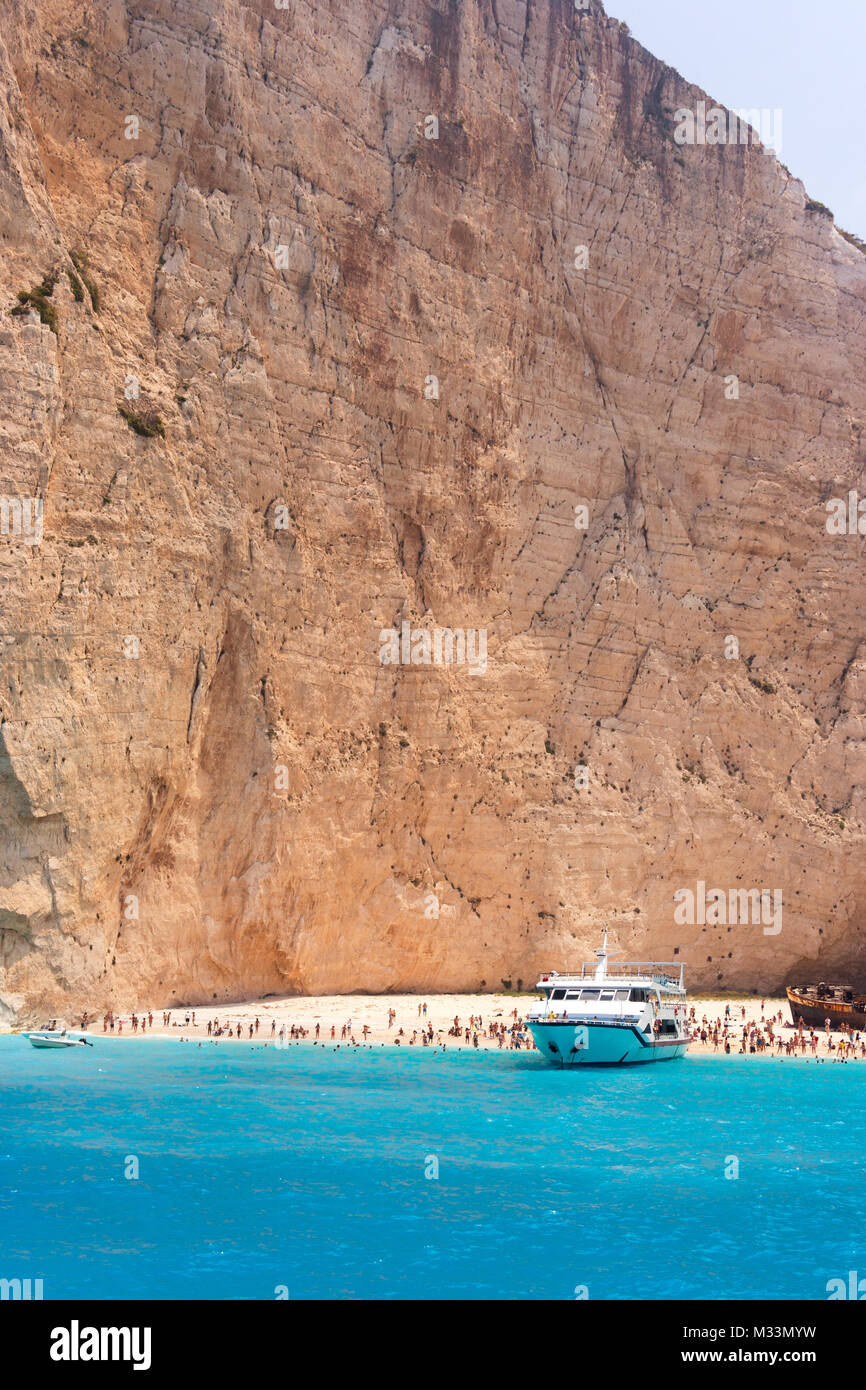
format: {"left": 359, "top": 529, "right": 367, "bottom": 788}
{"left": 526, "top": 933, "right": 689, "bottom": 1066}
{"left": 786, "top": 983, "right": 866, "bottom": 1031}
{"left": 25, "top": 1027, "right": 92, "bottom": 1049}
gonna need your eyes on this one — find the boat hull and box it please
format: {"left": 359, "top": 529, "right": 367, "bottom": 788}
{"left": 527, "top": 1020, "right": 688, "bottom": 1066}
{"left": 786, "top": 989, "right": 866, "bottom": 1030}
{"left": 26, "top": 1034, "right": 90, "bottom": 1048}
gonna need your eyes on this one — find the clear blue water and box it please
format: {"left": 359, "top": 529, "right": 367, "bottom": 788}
{"left": 0, "top": 1036, "right": 861, "bottom": 1300}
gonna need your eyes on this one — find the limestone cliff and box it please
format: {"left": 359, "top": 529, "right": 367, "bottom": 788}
{"left": 1, "top": 0, "right": 865, "bottom": 1023}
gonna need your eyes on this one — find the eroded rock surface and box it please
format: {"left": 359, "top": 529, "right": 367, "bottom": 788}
{"left": 1, "top": 0, "right": 865, "bottom": 1021}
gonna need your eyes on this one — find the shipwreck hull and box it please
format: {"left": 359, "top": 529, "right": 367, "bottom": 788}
{"left": 786, "top": 988, "right": 866, "bottom": 1031}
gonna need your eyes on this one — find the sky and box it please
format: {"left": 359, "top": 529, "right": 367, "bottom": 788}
{"left": 605, "top": 0, "right": 866, "bottom": 241}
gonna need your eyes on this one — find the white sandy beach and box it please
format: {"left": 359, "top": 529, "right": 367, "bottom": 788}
{"left": 22, "top": 991, "right": 865, "bottom": 1060}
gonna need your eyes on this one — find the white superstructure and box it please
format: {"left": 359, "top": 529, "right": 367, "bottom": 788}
{"left": 526, "top": 933, "right": 689, "bottom": 1066}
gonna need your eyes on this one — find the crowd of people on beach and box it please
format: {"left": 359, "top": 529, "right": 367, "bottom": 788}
{"left": 64, "top": 997, "right": 864, "bottom": 1062}
{"left": 687, "top": 1002, "right": 864, "bottom": 1061}
{"left": 73, "top": 1003, "right": 533, "bottom": 1052}
{"left": 94, "top": 1010, "right": 157, "bottom": 1034}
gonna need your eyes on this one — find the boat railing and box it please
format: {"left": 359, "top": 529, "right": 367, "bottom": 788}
{"left": 595, "top": 960, "right": 683, "bottom": 982}
{"left": 544, "top": 961, "right": 685, "bottom": 987}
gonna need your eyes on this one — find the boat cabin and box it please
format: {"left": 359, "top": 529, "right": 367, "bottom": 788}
{"left": 544, "top": 983, "right": 653, "bottom": 1007}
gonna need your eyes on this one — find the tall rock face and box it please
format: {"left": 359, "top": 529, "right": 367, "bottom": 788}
{"left": 1, "top": 0, "right": 865, "bottom": 1022}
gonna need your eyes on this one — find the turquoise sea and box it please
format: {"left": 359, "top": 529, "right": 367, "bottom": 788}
{"left": 0, "top": 1037, "right": 861, "bottom": 1300}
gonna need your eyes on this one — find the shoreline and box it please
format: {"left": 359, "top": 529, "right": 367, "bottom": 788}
{"left": 8, "top": 991, "right": 866, "bottom": 1060}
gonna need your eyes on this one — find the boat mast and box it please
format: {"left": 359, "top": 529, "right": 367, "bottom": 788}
{"left": 594, "top": 930, "right": 609, "bottom": 981}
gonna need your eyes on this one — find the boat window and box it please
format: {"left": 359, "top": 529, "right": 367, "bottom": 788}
{"left": 550, "top": 989, "right": 566, "bottom": 1000}
{"left": 598, "top": 990, "right": 615, "bottom": 1001}
{"left": 630, "top": 988, "right": 648, "bottom": 1002}
{"left": 565, "top": 990, "right": 582, "bottom": 1000}
{"left": 614, "top": 989, "right": 630, "bottom": 1001}
{"left": 578, "top": 989, "right": 600, "bottom": 1001}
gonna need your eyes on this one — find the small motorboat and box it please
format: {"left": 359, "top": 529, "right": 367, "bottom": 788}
{"left": 25, "top": 1027, "right": 92, "bottom": 1049}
